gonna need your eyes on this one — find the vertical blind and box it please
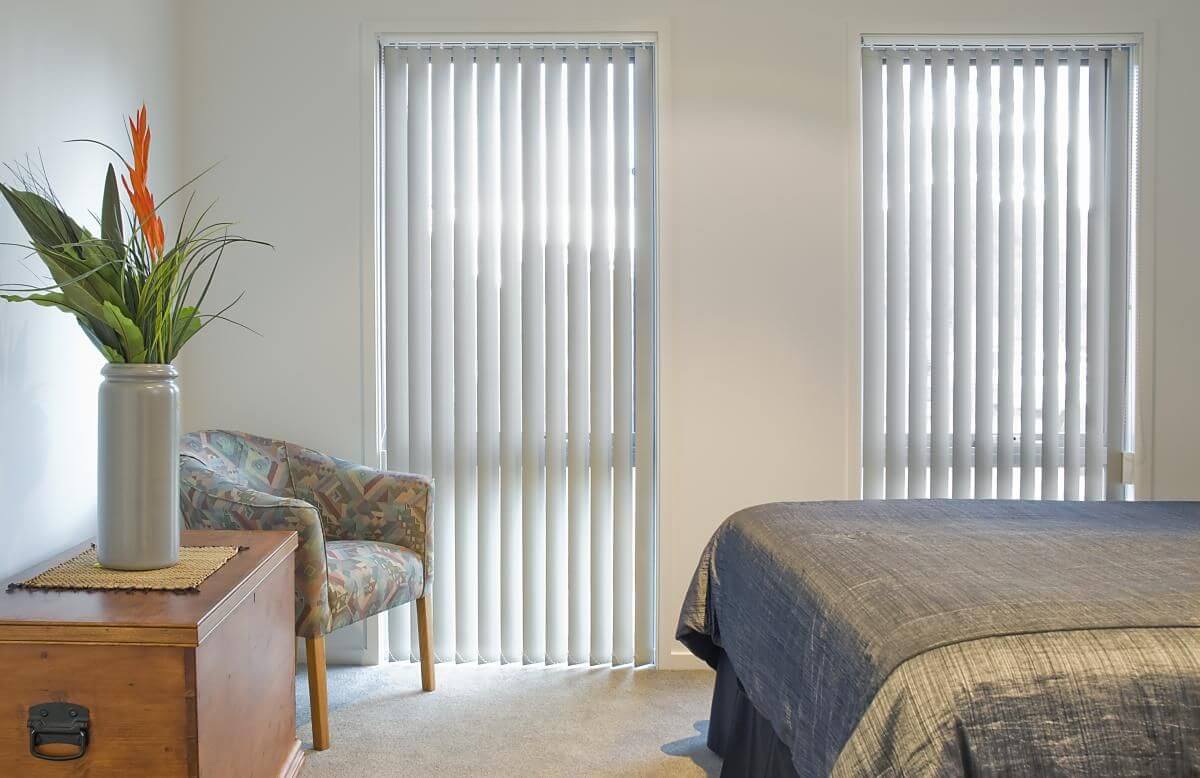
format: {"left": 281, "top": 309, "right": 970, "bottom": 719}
{"left": 861, "top": 44, "right": 1134, "bottom": 501}
{"left": 381, "top": 42, "right": 657, "bottom": 667}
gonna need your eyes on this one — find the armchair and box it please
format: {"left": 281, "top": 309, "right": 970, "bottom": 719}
{"left": 178, "top": 430, "right": 434, "bottom": 750}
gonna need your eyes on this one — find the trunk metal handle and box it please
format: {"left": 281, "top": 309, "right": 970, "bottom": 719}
{"left": 28, "top": 702, "right": 89, "bottom": 761}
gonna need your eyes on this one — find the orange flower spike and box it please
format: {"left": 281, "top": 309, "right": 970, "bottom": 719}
{"left": 120, "top": 104, "right": 165, "bottom": 261}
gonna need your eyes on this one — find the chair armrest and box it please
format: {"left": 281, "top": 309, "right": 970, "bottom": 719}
{"left": 286, "top": 447, "right": 434, "bottom": 592}
{"left": 179, "top": 458, "right": 331, "bottom": 636}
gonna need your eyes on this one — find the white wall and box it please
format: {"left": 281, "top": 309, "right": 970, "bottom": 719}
{"left": 174, "top": 0, "right": 1200, "bottom": 668}
{"left": 0, "top": 0, "right": 182, "bottom": 580}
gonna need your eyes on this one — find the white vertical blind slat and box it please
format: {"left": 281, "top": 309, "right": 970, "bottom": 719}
{"left": 907, "top": 54, "right": 930, "bottom": 499}
{"left": 406, "top": 49, "right": 433, "bottom": 663}
{"left": 1063, "top": 52, "right": 1083, "bottom": 500}
{"left": 543, "top": 49, "right": 569, "bottom": 664}
{"left": 996, "top": 52, "right": 1016, "bottom": 496}
{"left": 453, "top": 49, "right": 479, "bottom": 663}
{"left": 520, "top": 48, "right": 547, "bottom": 665}
{"left": 383, "top": 47, "right": 413, "bottom": 660}
{"left": 429, "top": 47, "right": 456, "bottom": 661}
{"left": 907, "top": 51, "right": 926, "bottom": 499}
{"left": 952, "top": 52, "right": 974, "bottom": 498}
{"left": 588, "top": 46, "right": 614, "bottom": 665}
{"left": 1019, "top": 52, "right": 1039, "bottom": 499}
{"left": 632, "top": 46, "right": 656, "bottom": 667}
{"left": 383, "top": 49, "right": 411, "bottom": 483}
{"left": 884, "top": 52, "right": 908, "bottom": 499}
{"left": 1042, "top": 50, "right": 1063, "bottom": 500}
{"left": 974, "top": 52, "right": 996, "bottom": 499}
{"left": 1105, "top": 49, "right": 1130, "bottom": 500}
{"left": 565, "top": 46, "right": 591, "bottom": 665}
{"left": 476, "top": 49, "right": 502, "bottom": 663}
{"left": 611, "top": 48, "right": 635, "bottom": 666}
{"left": 860, "top": 51, "right": 886, "bottom": 499}
{"left": 1085, "top": 51, "right": 1109, "bottom": 500}
{"left": 498, "top": 46, "right": 524, "bottom": 662}
{"left": 929, "top": 51, "right": 953, "bottom": 498}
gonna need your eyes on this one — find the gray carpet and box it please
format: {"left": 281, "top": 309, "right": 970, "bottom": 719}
{"left": 297, "top": 662, "right": 720, "bottom": 777}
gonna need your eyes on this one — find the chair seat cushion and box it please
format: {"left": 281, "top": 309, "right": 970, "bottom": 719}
{"left": 325, "top": 540, "right": 424, "bottom": 633}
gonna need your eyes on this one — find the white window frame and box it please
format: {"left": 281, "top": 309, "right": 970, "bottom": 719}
{"left": 844, "top": 27, "right": 1156, "bottom": 499}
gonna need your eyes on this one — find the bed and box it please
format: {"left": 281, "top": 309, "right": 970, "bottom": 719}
{"left": 676, "top": 500, "right": 1200, "bottom": 776}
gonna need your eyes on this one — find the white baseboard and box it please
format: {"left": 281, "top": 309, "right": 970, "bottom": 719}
{"left": 296, "top": 615, "right": 707, "bottom": 671}
{"left": 296, "top": 612, "right": 389, "bottom": 667}
{"left": 658, "top": 648, "right": 708, "bottom": 671}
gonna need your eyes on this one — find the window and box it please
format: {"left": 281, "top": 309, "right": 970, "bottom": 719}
{"left": 859, "top": 39, "right": 1138, "bottom": 500}
{"left": 378, "top": 40, "right": 657, "bottom": 667}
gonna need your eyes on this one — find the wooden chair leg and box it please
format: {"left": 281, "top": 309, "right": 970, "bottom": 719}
{"left": 415, "top": 596, "right": 435, "bottom": 692}
{"left": 305, "top": 636, "right": 331, "bottom": 751}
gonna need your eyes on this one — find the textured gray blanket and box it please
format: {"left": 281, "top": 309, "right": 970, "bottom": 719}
{"left": 677, "top": 500, "right": 1200, "bottom": 776}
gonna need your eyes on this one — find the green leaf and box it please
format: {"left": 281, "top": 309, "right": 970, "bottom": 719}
{"left": 0, "top": 185, "right": 83, "bottom": 250}
{"left": 101, "top": 300, "right": 146, "bottom": 363}
{"left": 99, "top": 344, "right": 125, "bottom": 363}
{"left": 0, "top": 292, "right": 122, "bottom": 361}
{"left": 0, "top": 190, "right": 123, "bottom": 313}
{"left": 74, "top": 315, "right": 112, "bottom": 354}
{"left": 33, "top": 258, "right": 108, "bottom": 318}
{"left": 1, "top": 291, "right": 74, "bottom": 311}
{"left": 78, "top": 239, "right": 123, "bottom": 291}
{"left": 100, "top": 164, "right": 124, "bottom": 256}
{"left": 11, "top": 238, "right": 124, "bottom": 321}
{"left": 172, "top": 306, "right": 204, "bottom": 352}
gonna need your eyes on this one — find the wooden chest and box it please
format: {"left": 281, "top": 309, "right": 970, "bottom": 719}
{"left": 0, "top": 530, "right": 303, "bottom": 777}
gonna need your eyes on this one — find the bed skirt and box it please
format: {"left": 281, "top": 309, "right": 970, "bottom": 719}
{"left": 708, "top": 650, "right": 800, "bottom": 778}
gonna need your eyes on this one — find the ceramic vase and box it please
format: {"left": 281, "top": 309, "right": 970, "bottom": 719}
{"left": 96, "top": 363, "right": 180, "bottom": 570}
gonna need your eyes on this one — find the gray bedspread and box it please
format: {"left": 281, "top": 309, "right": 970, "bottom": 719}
{"left": 676, "top": 500, "right": 1200, "bottom": 776}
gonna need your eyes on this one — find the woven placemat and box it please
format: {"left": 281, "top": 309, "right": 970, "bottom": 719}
{"left": 10, "top": 546, "right": 241, "bottom": 592}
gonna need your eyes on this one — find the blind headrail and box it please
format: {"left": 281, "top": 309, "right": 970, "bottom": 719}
{"left": 861, "top": 34, "right": 1139, "bottom": 51}
{"left": 381, "top": 40, "right": 655, "bottom": 51}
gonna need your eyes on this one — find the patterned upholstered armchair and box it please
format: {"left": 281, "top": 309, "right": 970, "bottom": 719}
{"left": 178, "top": 430, "right": 435, "bottom": 750}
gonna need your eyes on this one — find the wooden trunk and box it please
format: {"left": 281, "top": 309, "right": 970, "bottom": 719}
{"left": 0, "top": 531, "right": 303, "bottom": 777}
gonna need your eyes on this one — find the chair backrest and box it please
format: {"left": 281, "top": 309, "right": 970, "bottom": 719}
{"left": 179, "top": 430, "right": 296, "bottom": 498}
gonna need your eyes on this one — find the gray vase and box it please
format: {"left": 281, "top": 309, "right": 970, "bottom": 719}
{"left": 96, "top": 363, "right": 181, "bottom": 570}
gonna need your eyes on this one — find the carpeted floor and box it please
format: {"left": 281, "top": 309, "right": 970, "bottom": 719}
{"left": 297, "top": 662, "right": 720, "bottom": 777}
